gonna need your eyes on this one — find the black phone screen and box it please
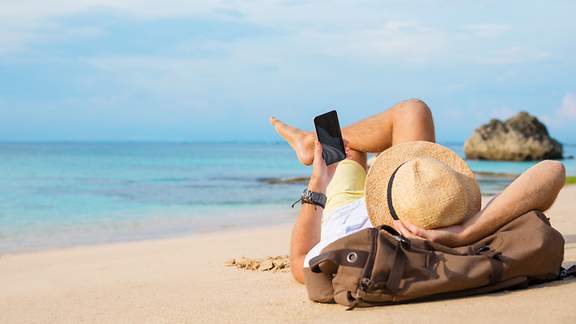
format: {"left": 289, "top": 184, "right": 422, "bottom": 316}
{"left": 314, "top": 110, "right": 346, "bottom": 165}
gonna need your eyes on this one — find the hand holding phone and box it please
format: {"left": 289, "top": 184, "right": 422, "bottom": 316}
{"left": 314, "top": 110, "right": 346, "bottom": 165}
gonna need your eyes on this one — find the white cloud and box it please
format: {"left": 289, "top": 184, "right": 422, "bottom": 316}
{"left": 304, "top": 21, "right": 449, "bottom": 63}
{"left": 0, "top": 0, "right": 233, "bottom": 54}
{"left": 0, "top": 0, "right": 228, "bottom": 19}
{"left": 539, "top": 93, "right": 576, "bottom": 129}
{"left": 0, "top": 0, "right": 556, "bottom": 67}
{"left": 81, "top": 19, "right": 449, "bottom": 98}
{"left": 558, "top": 93, "right": 576, "bottom": 119}
{"left": 473, "top": 47, "right": 551, "bottom": 64}
{"left": 468, "top": 106, "right": 516, "bottom": 124}
{"left": 489, "top": 106, "right": 516, "bottom": 120}
{"left": 462, "top": 24, "right": 510, "bottom": 38}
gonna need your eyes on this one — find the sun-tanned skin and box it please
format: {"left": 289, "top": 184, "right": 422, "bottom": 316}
{"left": 271, "top": 99, "right": 566, "bottom": 284}
{"left": 270, "top": 98, "right": 435, "bottom": 166}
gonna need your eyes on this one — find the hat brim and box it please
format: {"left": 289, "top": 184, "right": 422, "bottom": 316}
{"left": 365, "top": 141, "right": 481, "bottom": 228}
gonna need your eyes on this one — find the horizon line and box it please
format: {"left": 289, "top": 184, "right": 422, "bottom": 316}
{"left": 0, "top": 140, "right": 574, "bottom": 146}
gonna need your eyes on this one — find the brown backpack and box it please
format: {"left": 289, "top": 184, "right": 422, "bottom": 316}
{"left": 304, "top": 210, "right": 575, "bottom": 309}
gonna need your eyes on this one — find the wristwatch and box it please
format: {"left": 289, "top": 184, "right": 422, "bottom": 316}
{"left": 291, "top": 189, "right": 327, "bottom": 209}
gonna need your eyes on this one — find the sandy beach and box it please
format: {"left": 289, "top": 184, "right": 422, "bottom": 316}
{"left": 3, "top": 0, "right": 576, "bottom": 322}
{"left": 0, "top": 186, "right": 575, "bottom": 324}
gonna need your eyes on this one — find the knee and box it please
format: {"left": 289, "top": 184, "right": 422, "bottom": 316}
{"left": 396, "top": 98, "right": 432, "bottom": 120}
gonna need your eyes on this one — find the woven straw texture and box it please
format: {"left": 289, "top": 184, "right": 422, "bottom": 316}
{"left": 365, "top": 141, "right": 481, "bottom": 229}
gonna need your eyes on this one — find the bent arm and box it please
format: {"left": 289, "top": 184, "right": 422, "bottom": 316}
{"left": 290, "top": 192, "right": 323, "bottom": 284}
{"left": 290, "top": 140, "right": 340, "bottom": 284}
{"left": 459, "top": 160, "right": 566, "bottom": 245}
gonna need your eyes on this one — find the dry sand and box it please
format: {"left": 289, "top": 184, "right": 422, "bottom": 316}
{"left": 1, "top": 186, "right": 575, "bottom": 324}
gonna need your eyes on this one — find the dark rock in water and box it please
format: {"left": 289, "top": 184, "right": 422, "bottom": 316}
{"left": 464, "top": 112, "right": 563, "bottom": 161}
{"left": 474, "top": 171, "right": 518, "bottom": 179}
{"left": 260, "top": 172, "right": 515, "bottom": 195}
{"left": 258, "top": 177, "right": 309, "bottom": 185}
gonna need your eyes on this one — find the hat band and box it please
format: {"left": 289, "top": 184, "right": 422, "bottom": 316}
{"left": 386, "top": 162, "right": 407, "bottom": 221}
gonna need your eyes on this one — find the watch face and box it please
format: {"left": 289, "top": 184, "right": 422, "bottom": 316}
{"left": 299, "top": 189, "right": 326, "bottom": 208}
{"left": 302, "top": 190, "right": 313, "bottom": 202}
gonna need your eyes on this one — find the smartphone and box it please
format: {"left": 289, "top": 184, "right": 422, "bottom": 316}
{"left": 314, "top": 110, "right": 346, "bottom": 165}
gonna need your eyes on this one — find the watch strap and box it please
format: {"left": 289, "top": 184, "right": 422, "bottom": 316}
{"left": 291, "top": 189, "right": 327, "bottom": 209}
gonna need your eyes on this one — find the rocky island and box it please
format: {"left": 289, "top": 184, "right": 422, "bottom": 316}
{"left": 464, "top": 112, "right": 563, "bottom": 161}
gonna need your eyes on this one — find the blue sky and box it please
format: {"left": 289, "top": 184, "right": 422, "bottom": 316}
{"left": 1, "top": 0, "right": 575, "bottom": 143}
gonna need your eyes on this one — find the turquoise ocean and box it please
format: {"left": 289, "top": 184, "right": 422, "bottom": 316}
{"left": 1, "top": 142, "right": 574, "bottom": 252}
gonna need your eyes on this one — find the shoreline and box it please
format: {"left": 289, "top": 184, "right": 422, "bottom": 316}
{"left": 2, "top": 184, "right": 575, "bottom": 255}
{"left": 2, "top": 193, "right": 507, "bottom": 256}
{"left": 0, "top": 185, "right": 575, "bottom": 323}
{"left": 261, "top": 173, "right": 575, "bottom": 183}
{"left": 0, "top": 205, "right": 299, "bottom": 255}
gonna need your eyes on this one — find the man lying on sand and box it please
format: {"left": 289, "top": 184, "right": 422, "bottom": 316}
{"left": 270, "top": 99, "right": 566, "bottom": 284}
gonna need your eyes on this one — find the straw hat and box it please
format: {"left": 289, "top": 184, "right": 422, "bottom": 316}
{"left": 365, "top": 141, "right": 481, "bottom": 230}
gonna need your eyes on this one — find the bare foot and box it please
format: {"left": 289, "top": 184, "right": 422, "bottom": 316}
{"left": 269, "top": 117, "right": 314, "bottom": 165}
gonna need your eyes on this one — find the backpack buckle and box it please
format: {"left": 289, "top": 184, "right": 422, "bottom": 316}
{"left": 475, "top": 245, "right": 490, "bottom": 254}
{"left": 394, "top": 235, "right": 411, "bottom": 248}
{"left": 358, "top": 277, "right": 373, "bottom": 293}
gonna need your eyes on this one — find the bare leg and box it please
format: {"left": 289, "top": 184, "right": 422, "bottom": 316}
{"left": 270, "top": 98, "right": 435, "bottom": 165}
{"left": 270, "top": 116, "right": 316, "bottom": 165}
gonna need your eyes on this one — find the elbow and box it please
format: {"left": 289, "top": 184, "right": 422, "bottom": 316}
{"left": 291, "top": 267, "right": 305, "bottom": 284}
{"left": 540, "top": 160, "right": 566, "bottom": 188}
{"left": 533, "top": 160, "right": 566, "bottom": 212}
{"left": 290, "top": 255, "right": 306, "bottom": 284}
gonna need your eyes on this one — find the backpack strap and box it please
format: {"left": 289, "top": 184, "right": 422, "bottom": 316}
{"left": 384, "top": 241, "right": 407, "bottom": 292}
{"left": 475, "top": 245, "right": 504, "bottom": 284}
